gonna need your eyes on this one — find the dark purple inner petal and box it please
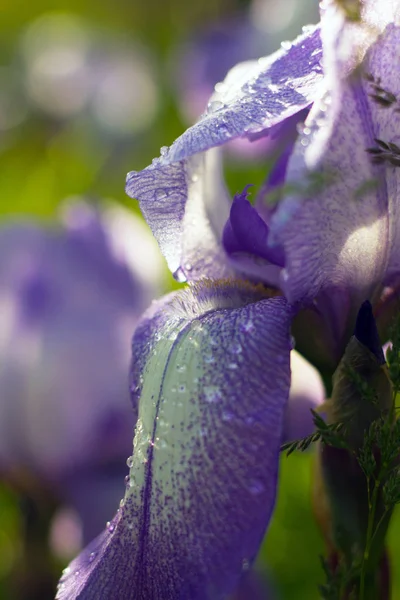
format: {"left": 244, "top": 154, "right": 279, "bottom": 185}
{"left": 223, "top": 187, "right": 285, "bottom": 267}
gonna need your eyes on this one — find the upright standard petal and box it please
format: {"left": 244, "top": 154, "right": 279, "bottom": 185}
{"left": 126, "top": 26, "right": 323, "bottom": 281}
{"left": 269, "top": 22, "right": 394, "bottom": 347}
{"left": 57, "top": 282, "right": 293, "bottom": 600}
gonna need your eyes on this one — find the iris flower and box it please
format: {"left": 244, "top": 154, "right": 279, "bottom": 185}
{"left": 0, "top": 201, "right": 163, "bottom": 543}
{"left": 58, "top": 1, "right": 400, "bottom": 598}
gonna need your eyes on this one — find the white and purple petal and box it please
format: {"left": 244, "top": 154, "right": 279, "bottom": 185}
{"left": 268, "top": 15, "right": 398, "bottom": 346}
{"left": 57, "top": 282, "right": 293, "bottom": 600}
{"left": 126, "top": 27, "right": 323, "bottom": 281}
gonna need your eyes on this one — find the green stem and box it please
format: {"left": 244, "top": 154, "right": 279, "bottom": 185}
{"left": 359, "top": 479, "right": 380, "bottom": 599}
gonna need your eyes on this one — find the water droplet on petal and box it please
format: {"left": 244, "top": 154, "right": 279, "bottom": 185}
{"left": 281, "top": 269, "right": 289, "bottom": 283}
{"left": 185, "top": 262, "right": 193, "bottom": 272}
{"left": 248, "top": 480, "right": 264, "bottom": 495}
{"left": 160, "top": 145, "right": 168, "bottom": 156}
{"left": 229, "top": 342, "right": 242, "bottom": 354}
{"left": 214, "top": 81, "right": 227, "bottom": 94}
{"left": 216, "top": 123, "right": 231, "bottom": 137}
{"left": 173, "top": 266, "right": 187, "bottom": 283}
{"left": 241, "top": 320, "right": 254, "bottom": 332}
{"left": 154, "top": 188, "right": 168, "bottom": 201}
{"left": 126, "top": 456, "right": 134, "bottom": 468}
{"left": 204, "top": 353, "right": 215, "bottom": 364}
{"left": 89, "top": 552, "right": 96, "bottom": 563}
{"left": 106, "top": 521, "right": 114, "bottom": 532}
{"left": 204, "top": 386, "right": 222, "bottom": 403}
{"left": 207, "top": 100, "right": 225, "bottom": 113}
{"left": 281, "top": 40, "right": 292, "bottom": 50}
{"left": 222, "top": 410, "right": 234, "bottom": 422}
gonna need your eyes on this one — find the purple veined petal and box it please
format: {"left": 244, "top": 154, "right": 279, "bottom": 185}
{"left": 56, "top": 282, "right": 293, "bottom": 600}
{"left": 160, "top": 25, "right": 323, "bottom": 164}
{"left": 282, "top": 350, "right": 326, "bottom": 442}
{"left": 269, "top": 70, "right": 389, "bottom": 333}
{"left": 127, "top": 149, "right": 235, "bottom": 281}
{"left": 364, "top": 25, "right": 400, "bottom": 285}
{"left": 126, "top": 26, "right": 323, "bottom": 280}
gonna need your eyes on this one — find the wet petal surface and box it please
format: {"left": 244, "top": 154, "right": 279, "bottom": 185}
{"left": 57, "top": 282, "right": 292, "bottom": 600}
{"left": 126, "top": 27, "right": 323, "bottom": 280}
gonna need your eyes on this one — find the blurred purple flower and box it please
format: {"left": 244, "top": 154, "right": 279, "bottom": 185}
{"left": 57, "top": 0, "right": 400, "bottom": 598}
{"left": 19, "top": 13, "right": 159, "bottom": 136}
{"left": 0, "top": 200, "right": 163, "bottom": 541}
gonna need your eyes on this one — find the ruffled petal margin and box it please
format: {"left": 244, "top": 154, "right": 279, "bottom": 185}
{"left": 126, "top": 26, "right": 323, "bottom": 281}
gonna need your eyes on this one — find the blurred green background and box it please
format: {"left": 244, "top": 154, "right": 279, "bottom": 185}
{"left": 1, "top": 0, "right": 400, "bottom": 599}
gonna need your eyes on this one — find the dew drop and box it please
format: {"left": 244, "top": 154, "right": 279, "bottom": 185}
{"left": 281, "top": 40, "right": 292, "bottom": 50}
{"left": 154, "top": 188, "right": 168, "bottom": 201}
{"left": 248, "top": 480, "right": 264, "bottom": 495}
{"left": 207, "top": 100, "right": 225, "bottom": 113}
{"left": 214, "top": 81, "right": 227, "bottom": 94}
{"left": 185, "top": 262, "right": 193, "bottom": 272}
{"left": 229, "top": 342, "right": 242, "bottom": 354}
{"left": 191, "top": 173, "right": 199, "bottom": 183}
{"left": 160, "top": 145, "right": 168, "bottom": 156}
{"left": 281, "top": 269, "right": 289, "bottom": 283}
{"left": 176, "top": 364, "right": 187, "bottom": 373}
{"left": 216, "top": 123, "right": 231, "bottom": 137}
{"left": 302, "top": 24, "right": 315, "bottom": 34}
{"left": 204, "top": 386, "right": 222, "bottom": 403}
{"left": 126, "top": 456, "right": 134, "bottom": 468}
{"left": 89, "top": 552, "right": 96, "bottom": 563}
{"left": 75, "top": 570, "right": 80, "bottom": 576}
{"left": 241, "top": 320, "right": 254, "bottom": 332}
{"left": 222, "top": 410, "right": 234, "bottom": 422}
{"left": 173, "top": 266, "right": 187, "bottom": 283}
{"left": 107, "top": 522, "right": 115, "bottom": 533}
{"left": 178, "top": 384, "right": 186, "bottom": 393}
{"left": 119, "top": 498, "right": 125, "bottom": 508}
{"left": 124, "top": 475, "right": 131, "bottom": 489}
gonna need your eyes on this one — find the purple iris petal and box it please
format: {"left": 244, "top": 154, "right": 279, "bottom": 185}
{"left": 223, "top": 187, "right": 285, "bottom": 268}
{"left": 269, "top": 19, "right": 396, "bottom": 346}
{"left": 126, "top": 26, "right": 322, "bottom": 281}
{"left": 163, "top": 26, "right": 322, "bottom": 163}
{"left": 57, "top": 283, "right": 292, "bottom": 600}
